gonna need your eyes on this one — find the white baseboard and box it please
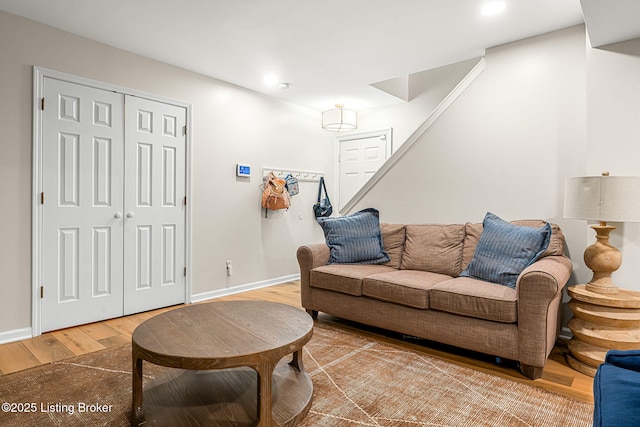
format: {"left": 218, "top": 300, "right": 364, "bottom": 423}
{"left": 190, "top": 274, "right": 300, "bottom": 304}
{"left": 558, "top": 326, "right": 573, "bottom": 341}
{"left": 0, "top": 327, "right": 33, "bottom": 345}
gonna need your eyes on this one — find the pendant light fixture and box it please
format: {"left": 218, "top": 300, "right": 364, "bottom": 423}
{"left": 321, "top": 104, "right": 357, "bottom": 132}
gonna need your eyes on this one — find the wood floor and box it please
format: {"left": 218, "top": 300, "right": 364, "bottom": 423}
{"left": 0, "top": 281, "right": 594, "bottom": 403}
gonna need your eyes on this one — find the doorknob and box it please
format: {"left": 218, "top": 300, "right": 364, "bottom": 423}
{"left": 114, "top": 212, "right": 122, "bottom": 219}
{"left": 126, "top": 212, "right": 135, "bottom": 218}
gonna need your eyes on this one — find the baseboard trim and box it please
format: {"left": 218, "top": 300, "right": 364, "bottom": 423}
{"left": 0, "top": 327, "right": 33, "bottom": 345}
{"left": 190, "top": 274, "right": 300, "bottom": 304}
{"left": 559, "top": 326, "right": 573, "bottom": 341}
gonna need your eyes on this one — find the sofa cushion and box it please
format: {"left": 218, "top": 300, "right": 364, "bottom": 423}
{"left": 380, "top": 223, "right": 406, "bottom": 269}
{"left": 430, "top": 277, "right": 518, "bottom": 323}
{"left": 460, "top": 212, "right": 552, "bottom": 289}
{"left": 362, "top": 270, "right": 452, "bottom": 309}
{"left": 400, "top": 224, "right": 465, "bottom": 276}
{"left": 310, "top": 264, "right": 396, "bottom": 296}
{"left": 317, "top": 208, "right": 390, "bottom": 265}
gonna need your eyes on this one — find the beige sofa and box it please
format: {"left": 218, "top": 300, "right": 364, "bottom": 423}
{"left": 297, "top": 219, "right": 572, "bottom": 379}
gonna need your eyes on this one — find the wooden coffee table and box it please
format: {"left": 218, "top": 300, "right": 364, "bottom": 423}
{"left": 131, "top": 300, "right": 314, "bottom": 426}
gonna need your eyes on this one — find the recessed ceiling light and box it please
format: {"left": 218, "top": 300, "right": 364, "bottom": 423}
{"left": 481, "top": 1, "right": 506, "bottom": 16}
{"left": 263, "top": 75, "right": 278, "bottom": 86}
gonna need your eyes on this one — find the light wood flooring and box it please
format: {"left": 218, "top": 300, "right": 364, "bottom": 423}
{"left": 0, "top": 281, "right": 594, "bottom": 403}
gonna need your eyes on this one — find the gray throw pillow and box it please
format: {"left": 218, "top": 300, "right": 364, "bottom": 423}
{"left": 317, "top": 208, "right": 390, "bottom": 265}
{"left": 460, "top": 212, "right": 552, "bottom": 288}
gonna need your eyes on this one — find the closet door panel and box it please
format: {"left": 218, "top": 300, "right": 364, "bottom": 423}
{"left": 123, "top": 96, "right": 186, "bottom": 314}
{"left": 41, "top": 78, "right": 124, "bottom": 332}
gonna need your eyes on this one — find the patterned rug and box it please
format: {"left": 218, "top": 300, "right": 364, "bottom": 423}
{"left": 0, "top": 322, "right": 593, "bottom": 426}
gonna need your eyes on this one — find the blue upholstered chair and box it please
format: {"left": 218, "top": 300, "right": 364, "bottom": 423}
{"left": 593, "top": 349, "right": 640, "bottom": 426}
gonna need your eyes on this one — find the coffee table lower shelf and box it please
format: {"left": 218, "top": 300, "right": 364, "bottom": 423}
{"left": 139, "top": 356, "right": 313, "bottom": 426}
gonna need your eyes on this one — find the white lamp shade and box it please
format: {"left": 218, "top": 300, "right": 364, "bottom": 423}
{"left": 322, "top": 107, "right": 357, "bottom": 132}
{"left": 564, "top": 176, "right": 640, "bottom": 222}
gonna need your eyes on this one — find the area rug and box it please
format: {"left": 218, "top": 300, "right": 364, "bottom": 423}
{"left": 0, "top": 322, "right": 593, "bottom": 426}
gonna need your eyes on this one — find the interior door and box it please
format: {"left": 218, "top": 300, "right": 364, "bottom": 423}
{"left": 339, "top": 134, "right": 389, "bottom": 210}
{"left": 123, "top": 95, "right": 186, "bottom": 315}
{"left": 41, "top": 78, "right": 125, "bottom": 332}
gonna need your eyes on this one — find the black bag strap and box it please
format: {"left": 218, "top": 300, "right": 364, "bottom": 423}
{"left": 317, "top": 177, "right": 330, "bottom": 203}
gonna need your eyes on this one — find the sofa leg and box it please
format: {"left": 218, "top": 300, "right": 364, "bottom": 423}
{"left": 520, "top": 364, "right": 543, "bottom": 380}
{"left": 305, "top": 309, "right": 318, "bottom": 320}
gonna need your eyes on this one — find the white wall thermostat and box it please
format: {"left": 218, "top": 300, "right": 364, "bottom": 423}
{"left": 236, "top": 163, "right": 251, "bottom": 177}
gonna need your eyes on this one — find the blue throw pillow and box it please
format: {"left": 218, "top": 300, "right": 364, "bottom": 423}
{"left": 317, "top": 208, "right": 390, "bottom": 265}
{"left": 460, "top": 212, "right": 552, "bottom": 289}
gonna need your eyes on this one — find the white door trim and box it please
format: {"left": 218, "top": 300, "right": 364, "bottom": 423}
{"left": 31, "top": 66, "right": 193, "bottom": 336}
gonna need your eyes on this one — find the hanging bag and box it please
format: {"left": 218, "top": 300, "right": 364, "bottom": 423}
{"left": 284, "top": 174, "right": 299, "bottom": 196}
{"left": 313, "top": 177, "right": 333, "bottom": 218}
{"left": 262, "top": 172, "right": 291, "bottom": 212}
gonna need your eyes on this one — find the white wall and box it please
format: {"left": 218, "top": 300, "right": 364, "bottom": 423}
{"left": 586, "top": 37, "right": 640, "bottom": 292}
{"left": 358, "top": 57, "right": 482, "bottom": 153}
{"left": 0, "top": 11, "right": 331, "bottom": 336}
{"left": 353, "top": 26, "right": 586, "bottom": 225}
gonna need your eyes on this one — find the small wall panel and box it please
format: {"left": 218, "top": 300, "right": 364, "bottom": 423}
{"left": 92, "top": 227, "right": 111, "bottom": 296}
{"left": 365, "top": 146, "right": 382, "bottom": 160}
{"left": 58, "top": 228, "right": 79, "bottom": 302}
{"left": 162, "top": 146, "right": 176, "bottom": 207}
{"left": 137, "top": 226, "right": 152, "bottom": 290}
{"left": 161, "top": 225, "right": 176, "bottom": 286}
{"left": 93, "top": 101, "right": 112, "bottom": 127}
{"left": 163, "top": 115, "right": 177, "bottom": 137}
{"left": 93, "top": 137, "right": 111, "bottom": 206}
{"left": 59, "top": 94, "right": 80, "bottom": 122}
{"left": 137, "top": 110, "right": 153, "bottom": 133}
{"left": 345, "top": 148, "right": 361, "bottom": 162}
{"left": 59, "top": 133, "right": 79, "bottom": 207}
{"left": 137, "top": 143, "right": 153, "bottom": 206}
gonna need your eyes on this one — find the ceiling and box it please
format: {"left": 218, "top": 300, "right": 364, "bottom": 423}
{"left": 0, "top": 1, "right": 639, "bottom": 112}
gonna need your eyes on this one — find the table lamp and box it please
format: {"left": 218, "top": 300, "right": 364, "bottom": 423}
{"left": 564, "top": 172, "right": 640, "bottom": 294}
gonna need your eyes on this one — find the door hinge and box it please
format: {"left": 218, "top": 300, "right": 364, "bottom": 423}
{"left": 184, "top": 267, "right": 187, "bottom": 277}
{"left": 40, "top": 286, "right": 44, "bottom": 298}
{"left": 41, "top": 192, "right": 45, "bottom": 204}
{"left": 41, "top": 98, "right": 45, "bottom": 111}
{"left": 183, "top": 125, "right": 187, "bottom": 136}
{"left": 183, "top": 196, "right": 187, "bottom": 206}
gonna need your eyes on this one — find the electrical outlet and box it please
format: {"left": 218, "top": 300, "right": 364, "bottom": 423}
{"left": 226, "top": 260, "right": 233, "bottom": 276}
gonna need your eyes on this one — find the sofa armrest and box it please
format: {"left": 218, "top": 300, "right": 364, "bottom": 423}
{"left": 516, "top": 255, "right": 572, "bottom": 371}
{"left": 297, "top": 244, "right": 330, "bottom": 309}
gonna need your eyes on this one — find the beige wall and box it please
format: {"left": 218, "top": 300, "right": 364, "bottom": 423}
{"left": 0, "top": 11, "right": 331, "bottom": 337}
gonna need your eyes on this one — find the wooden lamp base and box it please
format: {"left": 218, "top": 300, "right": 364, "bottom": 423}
{"left": 583, "top": 223, "right": 622, "bottom": 295}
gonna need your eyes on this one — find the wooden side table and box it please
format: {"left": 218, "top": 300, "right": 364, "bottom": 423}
{"left": 567, "top": 285, "right": 640, "bottom": 376}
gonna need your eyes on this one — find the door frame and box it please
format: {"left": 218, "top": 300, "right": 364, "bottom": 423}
{"left": 333, "top": 128, "right": 392, "bottom": 214}
{"left": 31, "top": 66, "right": 193, "bottom": 336}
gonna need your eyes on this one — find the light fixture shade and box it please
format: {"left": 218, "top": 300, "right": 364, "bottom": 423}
{"left": 564, "top": 176, "right": 640, "bottom": 222}
{"left": 322, "top": 105, "right": 357, "bottom": 132}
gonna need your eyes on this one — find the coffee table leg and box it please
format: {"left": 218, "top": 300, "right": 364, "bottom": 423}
{"left": 256, "top": 362, "right": 274, "bottom": 427}
{"left": 131, "top": 354, "right": 145, "bottom": 426}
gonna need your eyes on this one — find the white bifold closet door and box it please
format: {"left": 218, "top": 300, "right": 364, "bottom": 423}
{"left": 41, "top": 77, "right": 186, "bottom": 332}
